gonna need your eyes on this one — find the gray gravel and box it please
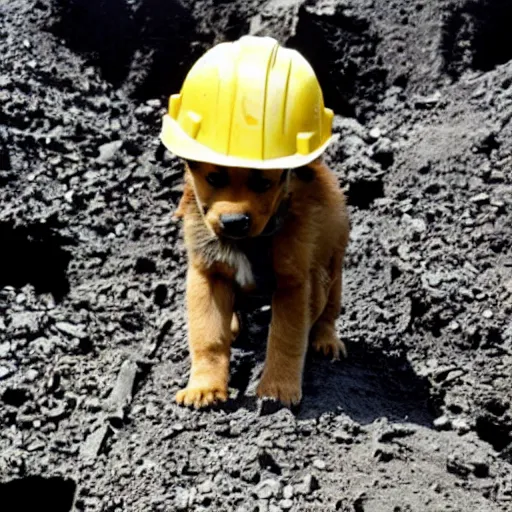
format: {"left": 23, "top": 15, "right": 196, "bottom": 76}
{"left": 0, "top": 0, "right": 511, "bottom": 511}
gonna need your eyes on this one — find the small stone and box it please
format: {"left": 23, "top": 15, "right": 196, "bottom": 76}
{"left": 433, "top": 415, "right": 451, "bottom": 431}
{"left": 25, "top": 369, "right": 39, "bottom": 382}
{"left": 470, "top": 192, "right": 490, "bottom": 204}
{"left": 55, "top": 322, "right": 87, "bottom": 339}
{"left": 414, "top": 91, "right": 441, "bottom": 108}
{"left": 26, "top": 440, "right": 45, "bottom": 452}
{"left": 449, "top": 321, "right": 460, "bottom": 332}
{"left": 339, "top": 135, "right": 365, "bottom": 158}
{"left": 283, "top": 485, "right": 294, "bottom": 499}
{"left": 115, "top": 223, "right": 125, "bottom": 236}
{"left": 312, "top": 459, "right": 326, "bottom": 470}
{"left": 64, "top": 190, "right": 74, "bottom": 203}
{"left": 173, "top": 422, "right": 185, "bottom": 432}
{"left": 425, "top": 272, "right": 443, "bottom": 287}
{"left": 110, "top": 119, "right": 122, "bottom": 133}
{"left": 410, "top": 218, "right": 427, "bottom": 233}
{"left": 369, "top": 127, "right": 381, "bottom": 140}
{"left": 197, "top": 479, "right": 213, "bottom": 494}
{"left": 255, "top": 479, "right": 281, "bottom": 500}
{"left": 85, "top": 397, "right": 101, "bottom": 412}
{"left": 482, "top": 309, "right": 493, "bottom": 319}
{"left": 279, "top": 499, "right": 293, "bottom": 510}
{"left": 241, "top": 466, "right": 260, "bottom": 484}
{"left": 0, "top": 341, "right": 10, "bottom": 358}
{"left": 46, "top": 402, "right": 68, "bottom": 420}
{"left": 376, "top": 423, "right": 416, "bottom": 442}
{"left": 146, "top": 99, "right": 161, "bottom": 108}
{"left": 175, "top": 488, "right": 189, "bottom": 511}
{"left": 459, "top": 287, "right": 474, "bottom": 300}
{"left": 452, "top": 417, "right": 470, "bottom": 434}
{"left": 145, "top": 403, "right": 159, "bottom": 419}
{"left": 9, "top": 312, "right": 41, "bottom": 334}
{"left": 489, "top": 170, "right": 505, "bottom": 182}
{"left": 96, "top": 140, "right": 123, "bottom": 163}
{"left": 295, "top": 474, "right": 319, "bottom": 495}
{"left": 397, "top": 244, "right": 410, "bottom": 260}
{"left": 0, "top": 365, "right": 14, "bottom": 380}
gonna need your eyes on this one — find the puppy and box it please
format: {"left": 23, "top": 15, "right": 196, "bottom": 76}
{"left": 174, "top": 158, "right": 350, "bottom": 408}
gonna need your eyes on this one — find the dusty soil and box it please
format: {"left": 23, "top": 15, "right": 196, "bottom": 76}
{"left": 1, "top": 0, "right": 512, "bottom": 510}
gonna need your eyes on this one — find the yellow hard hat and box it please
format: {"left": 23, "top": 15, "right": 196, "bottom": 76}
{"left": 160, "top": 35, "right": 334, "bottom": 169}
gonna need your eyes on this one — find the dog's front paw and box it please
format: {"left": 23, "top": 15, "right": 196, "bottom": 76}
{"left": 257, "top": 373, "right": 302, "bottom": 406}
{"left": 176, "top": 384, "right": 228, "bottom": 409}
{"left": 312, "top": 326, "right": 347, "bottom": 360}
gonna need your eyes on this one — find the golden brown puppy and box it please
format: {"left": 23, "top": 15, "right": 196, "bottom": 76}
{"left": 175, "top": 158, "right": 349, "bottom": 408}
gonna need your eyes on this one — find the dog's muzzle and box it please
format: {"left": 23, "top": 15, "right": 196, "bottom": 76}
{"left": 219, "top": 213, "right": 251, "bottom": 239}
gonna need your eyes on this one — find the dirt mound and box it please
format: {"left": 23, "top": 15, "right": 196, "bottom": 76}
{"left": 0, "top": 0, "right": 511, "bottom": 510}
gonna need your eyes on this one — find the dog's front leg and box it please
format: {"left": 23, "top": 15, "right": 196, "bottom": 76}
{"left": 176, "top": 263, "right": 234, "bottom": 408}
{"left": 257, "top": 283, "right": 310, "bottom": 406}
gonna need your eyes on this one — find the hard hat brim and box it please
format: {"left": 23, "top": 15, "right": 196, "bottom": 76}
{"left": 160, "top": 114, "right": 332, "bottom": 170}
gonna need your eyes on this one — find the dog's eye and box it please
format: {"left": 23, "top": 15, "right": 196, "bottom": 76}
{"left": 206, "top": 172, "right": 228, "bottom": 188}
{"left": 248, "top": 175, "right": 273, "bottom": 193}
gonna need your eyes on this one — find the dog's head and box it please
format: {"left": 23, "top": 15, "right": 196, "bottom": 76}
{"left": 184, "top": 160, "right": 291, "bottom": 239}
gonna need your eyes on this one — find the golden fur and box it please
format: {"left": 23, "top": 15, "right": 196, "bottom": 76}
{"left": 174, "top": 158, "right": 350, "bottom": 408}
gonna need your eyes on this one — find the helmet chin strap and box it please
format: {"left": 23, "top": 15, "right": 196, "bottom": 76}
{"left": 258, "top": 169, "right": 292, "bottom": 238}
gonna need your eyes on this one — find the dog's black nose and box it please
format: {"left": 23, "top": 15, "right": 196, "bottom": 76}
{"left": 219, "top": 213, "right": 251, "bottom": 238}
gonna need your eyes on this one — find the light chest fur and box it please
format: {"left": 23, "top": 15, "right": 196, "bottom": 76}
{"left": 184, "top": 201, "right": 276, "bottom": 294}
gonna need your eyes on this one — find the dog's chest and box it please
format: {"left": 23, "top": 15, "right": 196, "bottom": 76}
{"left": 206, "top": 236, "right": 276, "bottom": 295}
{"left": 236, "top": 237, "right": 276, "bottom": 295}
{"left": 188, "top": 210, "right": 277, "bottom": 295}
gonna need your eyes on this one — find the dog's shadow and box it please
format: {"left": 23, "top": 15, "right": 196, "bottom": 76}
{"left": 228, "top": 300, "right": 436, "bottom": 428}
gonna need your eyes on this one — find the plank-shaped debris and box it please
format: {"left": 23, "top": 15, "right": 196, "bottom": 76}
{"left": 141, "top": 315, "right": 173, "bottom": 358}
{"left": 79, "top": 423, "right": 112, "bottom": 466}
{"left": 104, "top": 359, "right": 139, "bottom": 426}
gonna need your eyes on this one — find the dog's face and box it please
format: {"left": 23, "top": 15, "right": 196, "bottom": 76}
{"left": 185, "top": 160, "right": 289, "bottom": 239}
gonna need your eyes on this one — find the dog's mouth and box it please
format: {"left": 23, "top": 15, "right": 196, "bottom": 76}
{"left": 218, "top": 232, "right": 250, "bottom": 241}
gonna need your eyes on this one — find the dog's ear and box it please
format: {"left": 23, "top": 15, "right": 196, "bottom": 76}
{"left": 293, "top": 165, "right": 315, "bottom": 182}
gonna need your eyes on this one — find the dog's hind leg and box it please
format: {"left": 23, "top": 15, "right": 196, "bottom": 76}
{"left": 230, "top": 312, "right": 240, "bottom": 340}
{"left": 310, "top": 254, "right": 347, "bottom": 360}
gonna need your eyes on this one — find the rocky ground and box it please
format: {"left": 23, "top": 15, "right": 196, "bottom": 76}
{"left": 0, "top": 0, "right": 511, "bottom": 510}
